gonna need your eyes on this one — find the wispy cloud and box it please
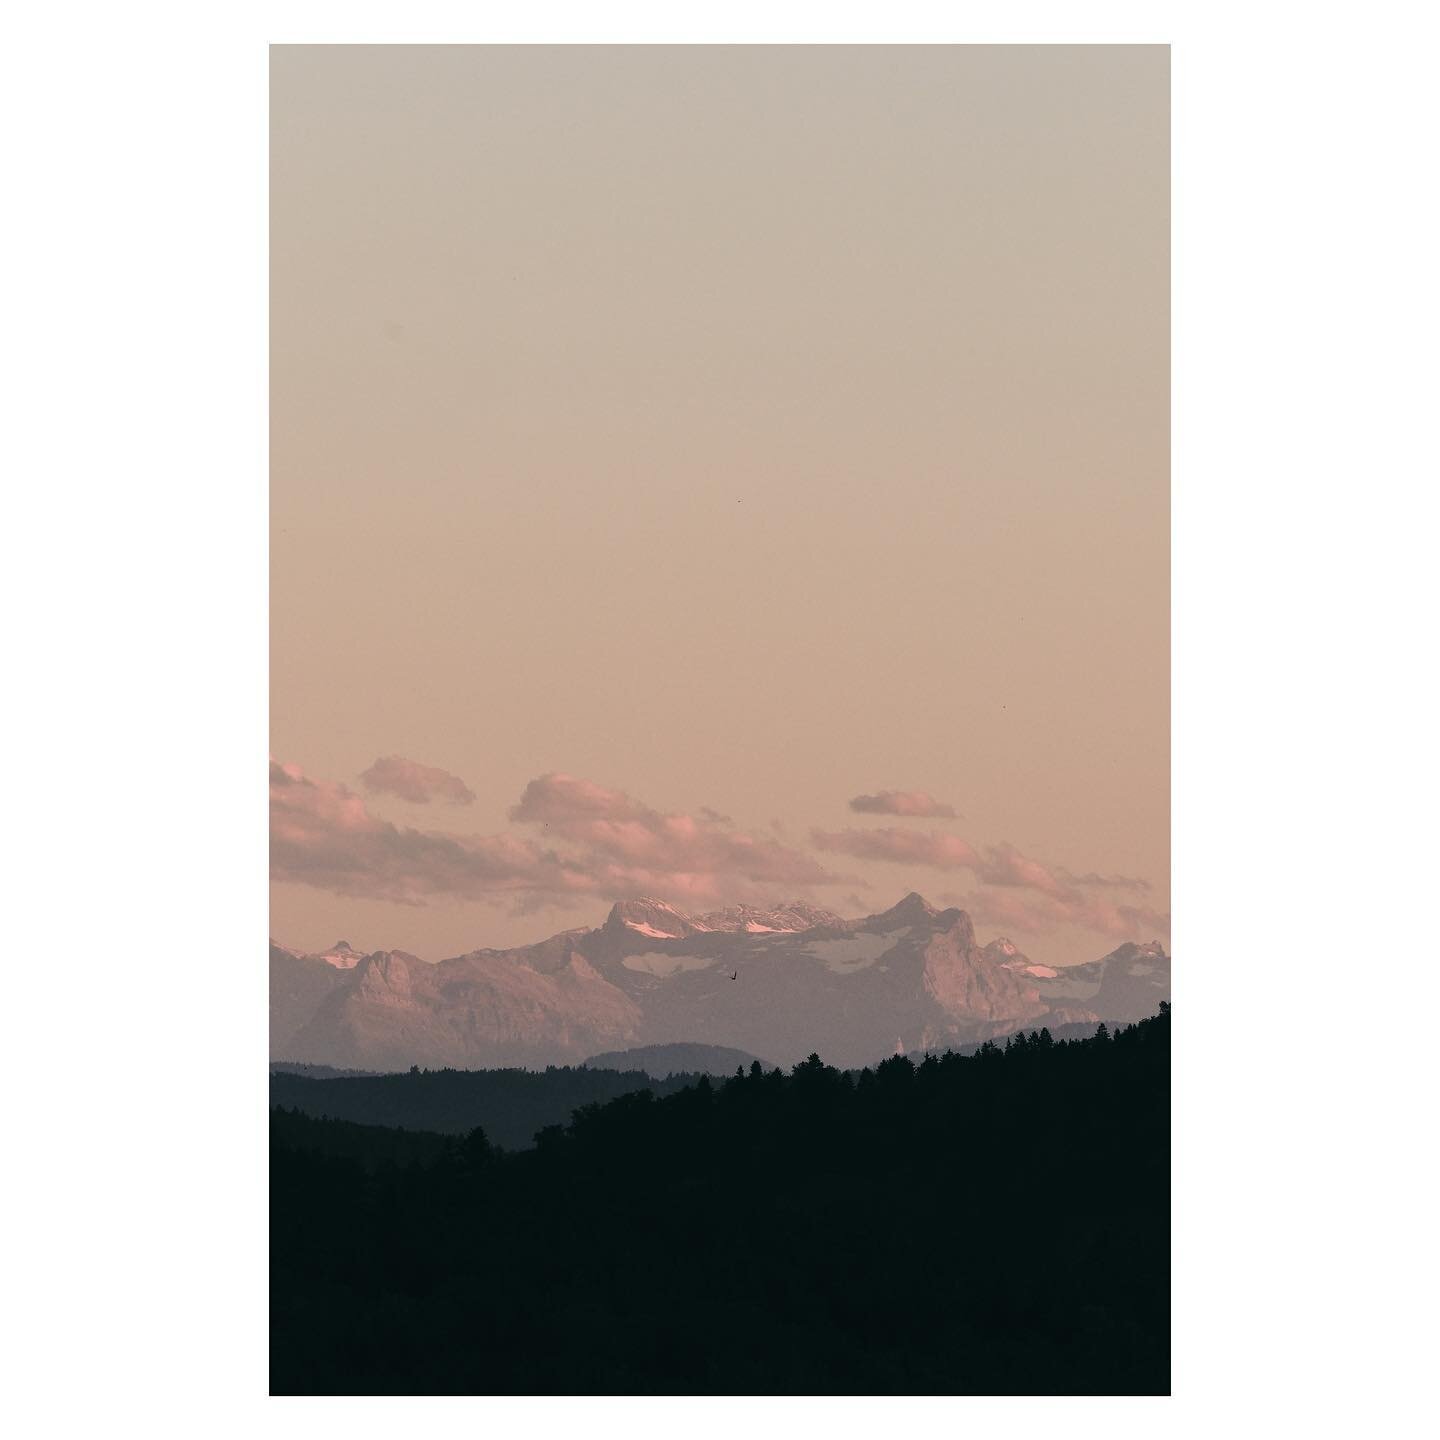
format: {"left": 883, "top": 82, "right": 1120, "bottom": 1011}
{"left": 812, "top": 827, "right": 980, "bottom": 869}
{"left": 360, "top": 755, "right": 476, "bottom": 806}
{"left": 272, "top": 760, "right": 586, "bottom": 905}
{"left": 510, "top": 773, "right": 839, "bottom": 897}
{"left": 960, "top": 886, "right": 1170, "bottom": 941}
{"left": 274, "top": 759, "right": 1159, "bottom": 940}
{"left": 274, "top": 762, "right": 844, "bottom": 911}
{"left": 848, "top": 789, "right": 958, "bottom": 818}
{"left": 811, "top": 826, "right": 1166, "bottom": 940}
{"left": 1069, "top": 870, "right": 1153, "bottom": 893}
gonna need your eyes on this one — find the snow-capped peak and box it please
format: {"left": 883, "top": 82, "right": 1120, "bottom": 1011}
{"left": 317, "top": 941, "right": 363, "bottom": 969}
{"left": 603, "top": 898, "right": 694, "bottom": 939}
{"left": 270, "top": 938, "right": 366, "bottom": 970}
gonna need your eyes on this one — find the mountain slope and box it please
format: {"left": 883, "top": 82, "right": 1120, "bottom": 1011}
{"left": 270, "top": 943, "right": 355, "bottom": 1059}
{"left": 285, "top": 943, "right": 641, "bottom": 1072}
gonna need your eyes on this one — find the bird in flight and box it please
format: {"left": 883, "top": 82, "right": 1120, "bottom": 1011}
{"left": 729, "top": 971, "right": 737, "bottom": 981}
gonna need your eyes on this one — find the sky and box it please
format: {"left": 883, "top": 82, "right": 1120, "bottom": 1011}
{"left": 271, "top": 45, "right": 1169, "bottom": 964}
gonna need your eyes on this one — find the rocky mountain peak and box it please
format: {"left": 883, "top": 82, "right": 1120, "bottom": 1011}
{"left": 1105, "top": 940, "right": 1170, "bottom": 965}
{"left": 602, "top": 898, "right": 693, "bottom": 939}
{"left": 941, "top": 907, "right": 976, "bottom": 949}
{"left": 873, "top": 892, "right": 941, "bottom": 927}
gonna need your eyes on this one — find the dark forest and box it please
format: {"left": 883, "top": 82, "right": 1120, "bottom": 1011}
{"left": 272, "top": 1007, "right": 1169, "bottom": 1394}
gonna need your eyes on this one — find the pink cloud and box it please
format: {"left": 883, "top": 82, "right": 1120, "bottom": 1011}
{"left": 812, "top": 827, "right": 981, "bottom": 869}
{"left": 360, "top": 754, "right": 476, "bottom": 806}
{"left": 848, "top": 789, "right": 958, "bottom": 818}
{"left": 512, "top": 772, "right": 836, "bottom": 892}
{"left": 272, "top": 760, "right": 590, "bottom": 905}
{"left": 1069, "top": 870, "right": 1153, "bottom": 893}
{"left": 961, "top": 886, "right": 1171, "bottom": 941}
{"left": 974, "top": 842, "right": 1068, "bottom": 895}
{"left": 811, "top": 826, "right": 1167, "bottom": 941}
{"left": 509, "top": 773, "right": 649, "bottom": 826}
{"left": 274, "top": 760, "right": 1159, "bottom": 940}
{"left": 274, "top": 761, "right": 844, "bottom": 912}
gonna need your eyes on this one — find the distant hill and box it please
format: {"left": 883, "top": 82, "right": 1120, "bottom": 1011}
{"left": 584, "top": 1042, "right": 771, "bottom": 1078}
{"left": 270, "top": 1063, "right": 709, "bottom": 1151}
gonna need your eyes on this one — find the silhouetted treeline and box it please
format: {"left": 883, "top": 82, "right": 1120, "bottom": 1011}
{"left": 272, "top": 1007, "right": 1169, "bottom": 1395}
{"left": 270, "top": 1062, "right": 384, "bottom": 1080}
{"left": 270, "top": 1064, "right": 714, "bottom": 1152}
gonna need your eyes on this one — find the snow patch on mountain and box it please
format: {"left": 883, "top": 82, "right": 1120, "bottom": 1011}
{"left": 273, "top": 939, "right": 366, "bottom": 970}
{"left": 692, "top": 902, "right": 846, "bottom": 934}
{"left": 801, "top": 933, "right": 897, "bottom": 974}
{"left": 621, "top": 950, "right": 716, "bottom": 978}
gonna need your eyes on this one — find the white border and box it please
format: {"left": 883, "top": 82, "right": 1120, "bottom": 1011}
{"left": 6, "top": 4, "right": 1436, "bottom": 1437}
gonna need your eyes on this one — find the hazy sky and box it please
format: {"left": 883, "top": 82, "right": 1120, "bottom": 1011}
{"left": 271, "top": 45, "right": 1169, "bottom": 963}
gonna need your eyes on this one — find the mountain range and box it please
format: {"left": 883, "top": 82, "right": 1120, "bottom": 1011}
{"left": 270, "top": 893, "right": 1170, "bottom": 1071}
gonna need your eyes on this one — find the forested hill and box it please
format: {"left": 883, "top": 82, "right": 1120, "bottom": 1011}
{"left": 272, "top": 1006, "right": 1170, "bottom": 1395}
{"left": 270, "top": 1107, "right": 452, "bottom": 1169}
{"left": 270, "top": 1064, "right": 711, "bottom": 1152}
